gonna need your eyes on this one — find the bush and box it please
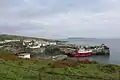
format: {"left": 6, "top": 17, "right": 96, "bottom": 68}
{"left": 99, "top": 64, "right": 118, "bottom": 73}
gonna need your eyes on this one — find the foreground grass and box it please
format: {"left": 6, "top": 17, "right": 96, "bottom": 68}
{"left": 0, "top": 50, "right": 120, "bottom": 80}
{"left": 0, "top": 59, "right": 120, "bottom": 80}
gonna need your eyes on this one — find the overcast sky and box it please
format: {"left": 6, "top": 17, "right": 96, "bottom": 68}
{"left": 0, "top": 0, "right": 120, "bottom": 39}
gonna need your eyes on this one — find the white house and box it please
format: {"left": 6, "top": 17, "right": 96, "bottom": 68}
{"left": 0, "top": 46, "right": 4, "bottom": 48}
{"left": 29, "top": 45, "right": 40, "bottom": 49}
{"left": 5, "top": 40, "right": 20, "bottom": 42}
{"left": 49, "top": 42, "right": 57, "bottom": 45}
{"left": 22, "top": 42, "right": 26, "bottom": 46}
{"left": 38, "top": 44, "right": 42, "bottom": 47}
{"left": 46, "top": 42, "right": 50, "bottom": 45}
{"left": 0, "top": 41, "right": 5, "bottom": 44}
{"left": 42, "top": 43, "right": 46, "bottom": 46}
{"left": 18, "top": 53, "right": 31, "bottom": 59}
{"left": 23, "top": 39, "right": 35, "bottom": 43}
{"left": 28, "top": 43, "right": 33, "bottom": 46}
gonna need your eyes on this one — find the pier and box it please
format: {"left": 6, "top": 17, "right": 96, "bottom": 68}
{"left": 58, "top": 44, "right": 110, "bottom": 56}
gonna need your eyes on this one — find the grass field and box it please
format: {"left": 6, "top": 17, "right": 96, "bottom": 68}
{"left": 0, "top": 50, "right": 120, "bottom": 80}
{"left": 0, "top": 59, "right": 120, "bottom": 80}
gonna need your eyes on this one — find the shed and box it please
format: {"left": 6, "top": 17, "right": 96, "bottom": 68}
{"left": 18, "top": 53, "right": 31, "bottom": 59}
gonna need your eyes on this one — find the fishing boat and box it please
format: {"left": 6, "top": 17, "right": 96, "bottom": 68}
{"left": 71, "top": 49, "right": 93, "bottom": 57}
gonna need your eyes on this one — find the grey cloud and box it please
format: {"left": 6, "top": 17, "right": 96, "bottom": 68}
{"left": 0, "top": 22, "right": 44, "bottom": 33}
{"left": 0, "top": 0, "right": 120, "bottom": 38}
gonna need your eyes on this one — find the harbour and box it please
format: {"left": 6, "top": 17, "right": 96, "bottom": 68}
{"left": 0, "top": 34, "right": 119, "bottom": 65}
{"left": 34, "top": 38, "right": 120, "bottom": 65}
{"left": 65, "top": 38, "right": 120, "bottom": 65}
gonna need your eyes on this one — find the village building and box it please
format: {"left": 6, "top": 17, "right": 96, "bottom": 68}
{"left": 49, "top": 42, "right": 57, "bottom": 45}
{"left": 18, "top": 53, "right": 31, "bottom": 59}
{"left": 4, "top": 40, "right": 20, "bottom": 42}
{"left": 23, "top": 39, "right": 36, "bottom": 43}
{"left": 0, "top": 41, "right": 5, "bottom": 44}
{"left": 29, "top": 45, "right": 40, "bottom": 49}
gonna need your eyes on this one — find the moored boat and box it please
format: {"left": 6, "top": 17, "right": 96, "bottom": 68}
{"left": 71, "top": 49, "right": 93, "bottom": 57}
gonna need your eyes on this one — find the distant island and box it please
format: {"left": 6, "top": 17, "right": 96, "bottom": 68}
{"left": 68, "top": 37, "right": 97, "bottom": 40}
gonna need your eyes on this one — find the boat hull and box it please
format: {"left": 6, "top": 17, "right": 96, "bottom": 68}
{"left": 71, "top": 52, "right": 93, "bottom": 57}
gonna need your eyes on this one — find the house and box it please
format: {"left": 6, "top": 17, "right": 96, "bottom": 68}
{"left": 49, "top": 42, "right": 57, "bottom": 45}
{"left": 22, "top": 42, "right": 26, "bottom": 46}
{"left": 5, "top": 40, "right": 20, "bottom": 42}
{"left": 23, "top": 39, "right": 35, "bottom": 43}
{"left": 29, "top": 45, "right": 40, "bottom": 49}
{"left": 38, "top": 44, "right": 42, "bottom": 47}
{"left": 18, "top": 53, "right": 31, "bottom": 59}
{"left": 46, "top": 42, "right": 50, "bottom": 45}
{"left": 0, "top": 41, "right": 5, "bottom": 44}
{"left": 23, "top": 41, "right": 33, "bottom": 46}
{"left": 0, "top": 46, "right": 4, "bottom": 48}
{"left": 42, "top": 43, "right": 46, "bottom": 46}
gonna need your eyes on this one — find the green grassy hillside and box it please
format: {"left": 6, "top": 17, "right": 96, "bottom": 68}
{"left": 0, "top": 49, "right": 119, "bottom": 80}
{"left": 0, "top": 34, "right": 55, "bottom": 41}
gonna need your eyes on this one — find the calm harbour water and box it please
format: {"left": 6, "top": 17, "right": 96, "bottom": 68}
{"left": 65, "top": 38, "right": 120, "bottom": 65}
